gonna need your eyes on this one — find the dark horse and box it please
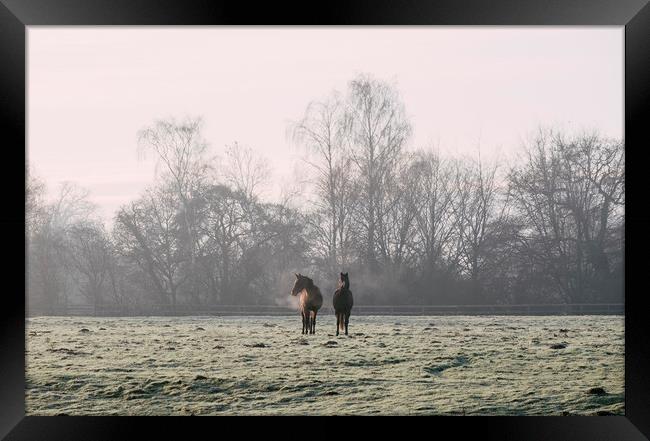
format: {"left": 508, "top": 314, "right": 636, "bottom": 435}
{"left": 333, "top": 272, "right": 353, "bottom": 336}
{"left": 291, "top": 273, "right": 323, "bottom": 334}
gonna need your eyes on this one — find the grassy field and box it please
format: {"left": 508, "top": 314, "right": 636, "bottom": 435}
{"left": 25, "top": 315, "right": 624, "bottom": 415}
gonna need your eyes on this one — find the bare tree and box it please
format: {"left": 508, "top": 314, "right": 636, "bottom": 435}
{"left": 291, "top": 92, "right": 357, "bottom": 271}
{"left": 454, "top": 153, "right": 506, "bottom": 302}
{"left": 375, "top": 152, "right": 418, "bottom": 271}
{"left": 345, "top": 74, "right": 412, "bottom": 271}
{"left": 508, "top": 130, "right": 573, "bottom": 300}
{"left": 27, "top": 182, "right": 97, "bottom": 312}
{"left": 138, "top": 116, "right": 212, "bottom": 303}
{"left": 223, "top": 142, "right": 271, "bottom": 201}
{"left": 49, "top": 182, "right": 96, "bottom": 229}
{"left": 194, "top": 185, "right": 252, "bottom": 304}
{"left": 64, "top": 221, "right": 112, "bottom": 313}
{"left": 191, "top": 182, "right": 308, "bottom": 305}
{"left": 409, "top": 150, "right": 462, "bottom": 281}
{"left": 26, "top": 166, "right": 46, "bottom": 235}
{"left": 508, "top": 129, "right": 624, "bottom": 302}
{"left": 114, "top": 186, "right": 188, "bottom": 308}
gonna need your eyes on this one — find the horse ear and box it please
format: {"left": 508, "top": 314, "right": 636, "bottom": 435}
{"left": 345, "top": 272, "right": 348, "bottom": 277}
{"left": 340, "top": 272, "right": 344, "bottom": 277}
{"left": 295, "top": 273, "right": 299, "bottom": 278}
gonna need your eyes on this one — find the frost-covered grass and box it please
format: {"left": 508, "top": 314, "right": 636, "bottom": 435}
{"left": 25, "top": 315, "right": 624, "bottom": 415}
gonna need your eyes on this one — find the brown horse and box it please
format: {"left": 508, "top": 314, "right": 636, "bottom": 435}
{"left": 333, "top": 272, "right": 353, "bottom": 336}
{"left": 291, "top": 273, "right": 323, "bottom": 334}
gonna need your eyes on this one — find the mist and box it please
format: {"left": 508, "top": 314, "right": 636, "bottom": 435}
{"left": 26, "top": 28, "right": 623, "bottom": 315}
{"left": 27, "top": 74, "right": 623, "bottom": 315}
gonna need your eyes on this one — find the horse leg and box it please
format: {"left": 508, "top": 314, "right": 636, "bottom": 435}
{"left": 312, "top": 311, "right": 317, "bottom": 334}
{"left": 345, "top": 312, "right": 350, "bottom": 335}
{"left": 306, "top": 313, "right": 311, "bottom": 335}
{"left": 309, "top": 311, "right": 313, "bottom": 334}
{"left": 301, "top": 311, "right": 306, "bottom": 334}
{"left": 336, "top": 312, "right": 340, "bottom": 336}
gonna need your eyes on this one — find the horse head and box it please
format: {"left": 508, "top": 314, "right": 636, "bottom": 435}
{"left": 339, "top": 272, "right": 350, "bottom": 289}
{"left": 291, "top": 273, "right": 313, "bottom": 296}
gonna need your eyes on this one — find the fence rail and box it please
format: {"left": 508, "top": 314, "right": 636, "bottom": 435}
{"left": 28, "top": 303, "right": 624, "bottom": 317}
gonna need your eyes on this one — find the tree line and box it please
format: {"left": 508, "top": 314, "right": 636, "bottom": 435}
{"left": 26, "top": 73, "right": 624, "bottom": 314}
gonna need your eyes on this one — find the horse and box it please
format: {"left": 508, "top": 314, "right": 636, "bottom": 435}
{"left": 291, "top": 273, "right": 323, "bottom": 334}
{"left": 333, "top": 272, "right": 353, "bottom": 336}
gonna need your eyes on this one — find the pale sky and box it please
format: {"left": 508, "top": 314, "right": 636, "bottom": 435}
{"left": 28, "top": 27, "right": 623, "bottom": 224}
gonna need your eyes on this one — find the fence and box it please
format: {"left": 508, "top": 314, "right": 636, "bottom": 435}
{"left": 27, "top": 303, "right": 624, "bottom": 317}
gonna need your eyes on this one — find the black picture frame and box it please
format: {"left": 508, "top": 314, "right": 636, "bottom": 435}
{"left": 1, "top": 0, "right": 648, "bottom": 439}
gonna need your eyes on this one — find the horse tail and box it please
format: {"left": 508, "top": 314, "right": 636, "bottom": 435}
{"left": 338, "top": 312, "right": 345, "bottom": 331}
